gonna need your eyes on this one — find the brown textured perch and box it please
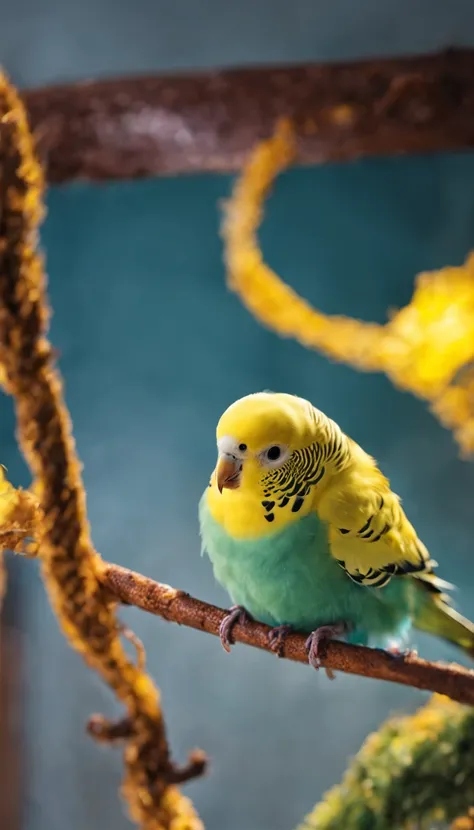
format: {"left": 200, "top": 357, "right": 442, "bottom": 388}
{"left": 100, "top": 562, "right": 474, "bottom": 706}
{"left": 25, "top": 48, "right": 474, "bottom": 183}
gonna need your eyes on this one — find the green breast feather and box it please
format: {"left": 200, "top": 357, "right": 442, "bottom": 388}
{"left": 199, "top": 494, "right": 416, "bottom": 648}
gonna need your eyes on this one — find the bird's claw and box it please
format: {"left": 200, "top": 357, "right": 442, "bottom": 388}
{"left": 305, "top": 622, "right": 346, "bottom": 670}
{"left": 219, "top": 605, "right": 252, "bottom": 653}
{"left": 385, "top": 643, "right": 418, "bottom": 660}
{"left": 267, "top": 624, "right": 294, "bottom": 657}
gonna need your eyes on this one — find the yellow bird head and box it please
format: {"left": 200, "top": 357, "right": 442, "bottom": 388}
{"left": 208, "top": 392, "right": 349, "bottom": 536}
{"left": 214, "top": 392, "right": 314, "bottom": 490}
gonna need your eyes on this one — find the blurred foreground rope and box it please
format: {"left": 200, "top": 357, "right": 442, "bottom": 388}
{"left": 221, "top": 121, "right": 474, "bottom": 456}
{"left": 0, "top": 72, "right": 205, "bottom": 830}
{"left": 298, "top": 694, "right": 474, "bottom": 830}
{"left": 0, "top": 463, "right": 41, "bottom": 615}
{"left": 452, "top": 810, "right": 474, "bottom": 830}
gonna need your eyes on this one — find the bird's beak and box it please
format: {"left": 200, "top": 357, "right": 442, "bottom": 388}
{"left": 216, "top": 455, "right": 242, "bottom": 493}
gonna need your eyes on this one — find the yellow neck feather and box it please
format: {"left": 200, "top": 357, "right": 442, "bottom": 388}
{"left": 206, "top": 475, "right": 317, "bottom": 539}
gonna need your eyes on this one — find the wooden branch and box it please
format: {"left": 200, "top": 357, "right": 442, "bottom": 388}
{"left": 24, "top": 48, "right": 474, "bottom": 183}
{"left": 100, "top": 562, "right": 474, "bottom": 706}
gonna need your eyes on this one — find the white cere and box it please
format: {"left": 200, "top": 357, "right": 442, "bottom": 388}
{"left": 217, "top": 435, "right": 247, "bottom": 460}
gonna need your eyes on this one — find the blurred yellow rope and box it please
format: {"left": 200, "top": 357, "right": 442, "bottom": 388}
{"left": 452, "top": 811, "right": 474, "bottom": 830}
{"left": 222, "top": 121, "right": 474, "bottom": 455}
{"left": 0, "top": 72, "right": 204, "bottom": 830}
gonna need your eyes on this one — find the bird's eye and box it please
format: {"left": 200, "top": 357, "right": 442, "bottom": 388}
{"left": 259, "top": 444, "right": 289, "bottom": 468}
{"left": 238, "top": 443, "right": 247, "bottom": 452}
{"left": 266, "top": 446, "right": 281, "bottom": 461}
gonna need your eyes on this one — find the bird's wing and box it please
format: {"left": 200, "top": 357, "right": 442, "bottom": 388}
{"left": 317, "top": 462, "right": 443, "bottom": 589}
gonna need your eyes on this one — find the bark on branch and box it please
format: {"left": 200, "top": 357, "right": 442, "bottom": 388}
{"left": 99, "top": 562, "right": 474, "bottom": 706}
{"left": 24, "top": 47, "right": 474, "bottom": 183}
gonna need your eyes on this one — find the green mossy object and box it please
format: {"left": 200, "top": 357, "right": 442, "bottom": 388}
{"left": 299, "top": 695, "right": 474, "bottom": 830}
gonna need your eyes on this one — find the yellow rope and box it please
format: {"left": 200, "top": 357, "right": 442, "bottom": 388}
{"left": 222, "top": 121, "right": 474, "bottom": 455}
{"left": 0, "top": 72, "right": 203, "bottom": 830}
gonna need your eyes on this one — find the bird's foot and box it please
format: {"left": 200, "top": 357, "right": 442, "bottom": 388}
{"left": 267, "top": 624, "right": 294, "bottom": 657}
{"left": 219, "top": 605, "right": 252, "bottom": 653}
{"left": 305, "top": 622, "right": 346, "bottom": 670}
{"left": 385, "top": 642, "right": 418, "bottom": 660}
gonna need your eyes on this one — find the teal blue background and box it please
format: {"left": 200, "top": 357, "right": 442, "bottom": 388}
{"left": 1, "top": 4, "right": 474, "bottom": 829}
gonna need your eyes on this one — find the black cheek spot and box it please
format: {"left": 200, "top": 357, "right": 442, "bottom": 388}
{"left": 265, "top": 513, "right": 275, "bottom": 523}
{"left": 262, "top": 500, "right": 275, "bottom": 512}
{"left": 292, "top": 497, "right": 304, "bottom": 513}
{"left": 279, "top": 496, "right": 289, "bottom": 508}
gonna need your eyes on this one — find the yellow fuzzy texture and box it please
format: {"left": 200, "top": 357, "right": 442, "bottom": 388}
{"left": 221, "top": 121, "right": 474, "bottom": 456}
{"left": 0, "top": 71, "right": 203, "bottom": 830}
{"left": 0, "top": 465, "right": 40, "bottom": 557}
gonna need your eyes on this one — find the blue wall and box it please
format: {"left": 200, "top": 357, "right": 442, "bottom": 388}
{"left": 1, "top": 4, "right": 474, "bottom": 830}
{"left": 4, "top": 0, "right": 474, "bottom": 88}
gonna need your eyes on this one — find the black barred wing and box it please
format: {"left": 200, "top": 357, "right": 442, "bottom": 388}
{"left": 322, "top": 476, "right": 437, "bottom": 589}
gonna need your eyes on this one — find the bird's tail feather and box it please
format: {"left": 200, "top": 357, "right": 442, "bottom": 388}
{"left": 414, "top": 582, "right": 474, "bottom": 659}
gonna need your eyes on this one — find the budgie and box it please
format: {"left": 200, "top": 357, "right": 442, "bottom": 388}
{"left": 199, "top": 391, "right": 474, "bottom": 667}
